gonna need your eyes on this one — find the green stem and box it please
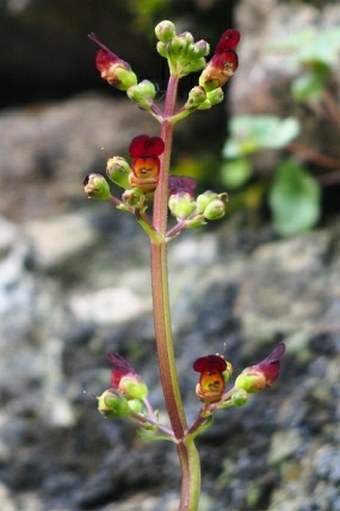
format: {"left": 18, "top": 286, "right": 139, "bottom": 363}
{"left": 150, "top": 74, "right": 201, "bottom": 510}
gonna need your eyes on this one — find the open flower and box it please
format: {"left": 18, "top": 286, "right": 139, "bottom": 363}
{"left": 128, "top": 135, "right": 165, "bottom": 192}
{"left": 193, "top": 354, "right": 227, "bottom": 403}
{"left": 199, "top": 29, "right": 240, "bottom": 92}
{"left": 235, "top": 343, "right": 286, "bottom": 393}
{"left": 89, "top": 33, "right": 137, "bottom": 90}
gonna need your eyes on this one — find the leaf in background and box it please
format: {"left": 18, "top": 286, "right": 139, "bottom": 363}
{"left": 269, "top": 159, "right": 321, "bottom": 236}
{"left": 220, "top": 157, "right": 253, "bottom": 189}
{"left": 223, "top": 116, "right": 301, "bottom": 158}
{"left": 291, "top": 71, "right": 325, "bottom": 102}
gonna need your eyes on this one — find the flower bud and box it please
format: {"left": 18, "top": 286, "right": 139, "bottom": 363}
{"left": 83, "top": 173, "right": 111, "bottom": 200}
{"left": 127, "top": 80, "right": 157, "bottom": 110}
{"left": 230, "top": 389, "right": 248, "bottom": 406}
{"left": 155, "top": 20, "right": 176, "bottom": 43}
{"left": 195, "top": 190, "right": 218, "bottom": 213}
{"left": 119, "top": 375, "right": 149, "bottom": 400}
{"left": 185, "top": 86, "right": 207, "bottom": 110}
{"left": 127, "top": 399, "right": 143, "bottom": 414}
{"left": 156, "top": 41, "right": 167, "bottom": 58}
{"left": 207, "top": 88, "right": 224, "bottom": 106}
{"left": 89, "top": 33, "right": 138, "bottom": 91}
{"left": 168, "top": 192, "right": 197, "bottom": 219}
{"left": 122, "top": 187, "right": 146, "bottom": 208}
{"left": 97, "top": 390, "right": 130, "bottom": 418}
{"left": 234, "top": 343, "right": 286, "bottom": 393}
{"left": 204, "top": 197, "right": 226, "bottom": 220}
{"left": 106, "top": 156, "right": 131, "bottom": 189}
{"left": 193, "top": 40, "right": 210, "bottom": 58}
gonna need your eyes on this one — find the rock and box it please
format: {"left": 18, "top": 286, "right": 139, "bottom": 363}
{"left": 0, "top": 93, "right": 154, "bottom": 221}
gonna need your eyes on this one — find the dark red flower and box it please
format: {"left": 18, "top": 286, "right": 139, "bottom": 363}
{"left": 193, "top": 354, "right": 227, "bottom": 403}
{"left": 235, "top": 343, "right": 286, "bottom": 393}
{"left": 128, "top": 135, "right": 165, "bottom": 192}
{"left": 199, "top": 28, "right": 240, "bottom": 91}
{"left": 252, "top": 342, "right": 286, "bottom": 387}
{"left": 89, "top": 33, "right": 137, "bottom": 90}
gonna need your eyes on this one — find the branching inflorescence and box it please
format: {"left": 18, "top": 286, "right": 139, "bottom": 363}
{"left": 84, "top": 20, "right": 285, "bottom": 511}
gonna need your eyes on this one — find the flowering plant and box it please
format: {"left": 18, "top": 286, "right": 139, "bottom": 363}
{"left": 85, "top": 21, "right": 285, "bottom": 511}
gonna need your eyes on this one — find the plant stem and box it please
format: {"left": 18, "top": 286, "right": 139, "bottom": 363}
{"left": 150, "top": 74, "right": 201, "bottom": 510}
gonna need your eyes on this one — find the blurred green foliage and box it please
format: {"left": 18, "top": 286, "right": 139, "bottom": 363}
{"left": 128, "top": 0, "right": 169, "bottom": 35}
{"left": 220, "top": 25, "right": 340, "bottom": 236}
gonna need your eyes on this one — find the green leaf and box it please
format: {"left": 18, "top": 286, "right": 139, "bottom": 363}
{"left": 223, "top": 116, "right": 301, "bottom": 158}
{"left": 220, "top": 157, "right": 253, "bottom": 189}
{"left": 291, "top": 72, "right": 325, "bottom": 102}
{"left": 269, "top": 159, "right": 321, "bottom": 236}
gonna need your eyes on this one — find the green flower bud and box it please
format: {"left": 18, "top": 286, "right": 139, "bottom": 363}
{"left": 185, "top": 86, "right": 207, "bottom": 110}
{"left": 127, "top": 399, "right": 143, "bottom": 414}
{"left": 97, "top": 390, "right": 130, "bottom": 418}
{"left": 83, "top": 173, "right": 111, "bottom": 200}
{"left": 168, "top": 35, "right": 187, "bottom": 56}
{"left": 231, "top": 389, "right": 249, "bottom": 406}
{"left": 204, "top": 196, "right": 227, "bottom": 220}
{"left": 122, "top": 187, "right": 146, "bottom": 209}
{"left": 114, "top": 67, "right": 138, "bottom": 91}
{"left": 155, "top": 20, "right": 176, "bottom": 43}
{"left": 192, "top": 40, "right": 210, "bottom": 58}
{"left": 106, "top": 156, "right": 131, "bottom": 189}
{"left": 196, "top": 190, "right": 218, "bottom": 213}
{"left": 207, "top": 88, "right": 224, "bottom": 106}
{"left": 182, "top": 31, "right": 194, "bottom": 46}
{"left": 119, "top": 375, "right": 149, "bottom": 400}
{"left": 156, "top": 41, "right": 167, "bottom": 58}
{"left": 127, "top": 80, "right": 157, "bottom": 110}
{"left": 168, "top": 192, "right": 197, "bottom": 219}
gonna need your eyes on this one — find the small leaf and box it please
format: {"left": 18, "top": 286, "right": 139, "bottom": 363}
{"left": 269, "top": 159, "right": 321, "bottom": 236}
{"left": 220, "top": 157, "right": 253, "bottom": 189}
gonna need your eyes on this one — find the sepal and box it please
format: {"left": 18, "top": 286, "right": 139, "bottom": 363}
{"left": 83, "top": 173, "right": 111, "bottom": 200}
{"left": 97, "top": 390, "right": 130, "bottom": 419}
{"left": 106, "top": 156, "right": 131, "bottom": 189}
{"left": 168, "top": 192, "right": 197, "bottom": 219}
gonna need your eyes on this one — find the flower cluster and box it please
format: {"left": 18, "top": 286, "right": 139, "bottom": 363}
{"left": 193, "top": 343, "right": 285, "bottom": 410}
{"left": 97, "top": 353, "right": 149, "bottom": 419}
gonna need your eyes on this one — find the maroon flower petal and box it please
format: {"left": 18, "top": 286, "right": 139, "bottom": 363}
{"left": 212, "top": 50, "right": 239, "bottom": 73}
{"left": 89, "top": 33, "right": 121, "bottom": 70}
{"left": 254, "top": 342, "right": 286, "bottom": 386}
{"left": 193, "top": 354, "right": 227, "bottom": 374}
{"left": 215, "top": 29, "right": 240, "bottom": 54}
{"left": 129, "top": 135, "right": 165, "bottom": 158}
